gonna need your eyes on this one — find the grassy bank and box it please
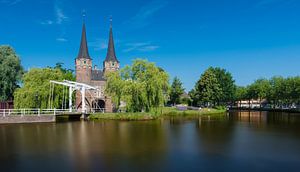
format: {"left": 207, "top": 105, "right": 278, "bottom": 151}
{"left": 161, "top": 107, "right": 226, "bottom": 117}
{"left": 89, "top": 107, "right": 226, "bottom": 121}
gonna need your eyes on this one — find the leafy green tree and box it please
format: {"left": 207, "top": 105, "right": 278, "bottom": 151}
{"left": 269, "top": 76, "right": 285, "bottom": 108}
{"left": 235, "top": 76, "right": 300, "bottom": 109}
{"left": 210, "top": 67, "right": 236, "bottom": 104}
{"left": 234, "top": 86, "right": 247, "bottom": 106}
{"left": 169, "top": 77, "right": 185, "bottom": 105}
{"left": 14, "top": 65, "right": 75, "bottom": 109}
{"left": 191, "top": 67, "right": 235, "bottom": 107}
{"left": 294, "top": 77, "right": 300, "bottom": 105}
{"left": 105, "top": 59, "right": 169, "bottom": 112}
{"left": 248, "top": 79, "right": 271, "bottom": 107}
{"left": 194, "top": 68, "right": 221, "bottom": 107}
{"left": 188, "top": 89, "right": 198, "bottom": 106}
{"left": 105, "top": 71, "right": 124, "bottom": 110}
{"left": 0, "top": 46, "right": 24, "bottom": 101}
{"left": 284, "top": 77, "right": 300, "bottom": 106}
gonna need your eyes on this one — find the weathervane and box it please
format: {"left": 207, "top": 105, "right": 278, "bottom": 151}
{"left": 82, "top": 10, "right": 86, "bottom": 22}
{"left": 109, "top": 15, "right": 113, "bottom": 28}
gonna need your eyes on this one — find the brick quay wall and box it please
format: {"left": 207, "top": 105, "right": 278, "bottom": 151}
{"left": 0, "top": 115, "right": 55, "bottom": 124}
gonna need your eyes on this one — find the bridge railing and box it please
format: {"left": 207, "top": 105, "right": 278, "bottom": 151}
{"left": 0, "top": 109, "right": 77, "bottom": 117}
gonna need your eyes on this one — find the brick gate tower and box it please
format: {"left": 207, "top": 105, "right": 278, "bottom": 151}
{"left": 75, "top": 18, "right": 119, "bottom": 113}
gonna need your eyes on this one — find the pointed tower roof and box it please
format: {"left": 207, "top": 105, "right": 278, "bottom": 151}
{"left": 77, "top": 20, "right": 91, "bottom": 59}
{"left": 105, "top": 18, "right": 119, "bottom": 62}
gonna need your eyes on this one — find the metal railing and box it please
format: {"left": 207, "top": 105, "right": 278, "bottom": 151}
{"left": 0, "top": 109, "right": 78, "bottom": 117}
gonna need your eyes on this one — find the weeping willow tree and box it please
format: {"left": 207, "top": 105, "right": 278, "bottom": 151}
{"left": 14, "top": 64, "right": 75, "bottom": 109}
{"left": 105, "top": 59, "right": 169, "bottom": 113}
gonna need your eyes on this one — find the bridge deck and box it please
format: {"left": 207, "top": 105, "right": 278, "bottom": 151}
{"left": 55, "top": 112, "right": 83, "bottom": 116}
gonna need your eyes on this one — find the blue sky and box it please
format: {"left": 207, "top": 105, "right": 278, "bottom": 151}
{"left": 1, "top": 0, "right": 300, "bottom": 91}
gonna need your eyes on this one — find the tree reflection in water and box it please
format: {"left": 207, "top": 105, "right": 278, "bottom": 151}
{"left": 1, "top": 111, "right": 300, "bottom": 171}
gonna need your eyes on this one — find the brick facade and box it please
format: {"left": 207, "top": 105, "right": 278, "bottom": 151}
{"left": 75, "top": 21, "right": 119, "bottom": 113}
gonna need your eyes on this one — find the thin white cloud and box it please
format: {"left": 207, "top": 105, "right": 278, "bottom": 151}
{"left": 55, "top": 6, "right": 68, "bottom": 24}
{"left": 123, "top": 42, "right": 159, "bottom": 52}
{"left": 89, "top": 39, "right": 108, "bottom": 51}
{"left": 56, "top": 38, "right": 68, "bottom": 42}
{"left": 123, "top": 43, "right": 148, "bottom": 52}
{"left": 125, "top": 0, "right": 168, "bottom": 29}
{"left": 52, "top": 1, "right": 69, "bottom": 43}
{"left": 40, "top": 20, "right": 54, "bottom": 25}
{"left": 139, "top": 45, "right": 160, "bottom": 52}
{"left": 39, "top": 1, "right": 68, "bottom": 25}
{"left": 90, "top": 38, "right": 122, "bottom": 51}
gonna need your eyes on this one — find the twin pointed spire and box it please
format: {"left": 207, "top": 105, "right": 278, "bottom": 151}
{"left": 77, "top": 18, "right": 91, "bottom": 59}
{"left": 77, "top": 14, "right": 118, "bottom": 63}
{"left": 105, "top": 17, "right": 119, "bottom": 62}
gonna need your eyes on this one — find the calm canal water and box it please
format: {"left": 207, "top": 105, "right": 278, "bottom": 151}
{"left": 1, "top": 111, "right": 300, "bottom": 172}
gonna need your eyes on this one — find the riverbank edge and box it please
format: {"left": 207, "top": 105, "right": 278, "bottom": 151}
{"left": 88, "top": 108, "right": 226, "bottom": 121}
{"left": 229, "top": 107, "right": 300, "bottom": 113}
{"left": 0, "top": 115, "right": 55, "bottom": 124}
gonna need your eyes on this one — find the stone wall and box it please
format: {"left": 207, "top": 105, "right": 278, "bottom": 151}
{"left": 0, "top": 115, "right": 55, "bottom": 124}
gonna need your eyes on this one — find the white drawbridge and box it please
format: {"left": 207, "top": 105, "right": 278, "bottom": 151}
{"left": 49, "top": 80, "right": 101, "bottom": 113}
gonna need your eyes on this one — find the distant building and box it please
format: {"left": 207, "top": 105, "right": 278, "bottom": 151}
{"left": 180, "top": 92, "right": 190, "bottom": 99}
{"left": 0, "top": 101, "right": 14, "bottom": 109}
{"left": 75, "top": 19, "right": 119, "bottom": 113}
{"left": 236, "top": 99, "right": 268, "bottom": 108}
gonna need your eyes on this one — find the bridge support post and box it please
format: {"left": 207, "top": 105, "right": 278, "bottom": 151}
{"left": 81, "top": 87, "right": 86, "bottom": 114}
{"left": 69, "top": 87, "right": 73, "bottom": 112}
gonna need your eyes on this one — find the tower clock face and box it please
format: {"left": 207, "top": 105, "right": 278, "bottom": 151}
{"left": 112, "top": 62, "right": 115, "bottom": 66}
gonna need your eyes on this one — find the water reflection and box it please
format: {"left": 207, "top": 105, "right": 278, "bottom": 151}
{"left": 0, "top": 111, "right": 300, "bottom": 171}
{"left": 229, "top": 110, "right": 300, "bottom": 125}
